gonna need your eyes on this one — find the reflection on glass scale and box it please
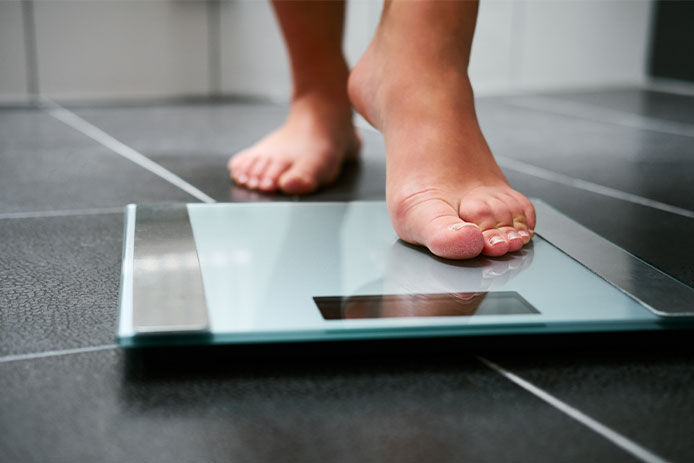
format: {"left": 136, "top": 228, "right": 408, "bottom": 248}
{"left": 117, "top": 201, "right": 693, "bottom": 347}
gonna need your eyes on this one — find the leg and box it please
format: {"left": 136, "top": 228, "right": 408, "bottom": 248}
{"left": 348, "top": 0, "right": 535, "bottom": 259}
{"left": 228, "top": 0, "right": 360, "bottom": 195}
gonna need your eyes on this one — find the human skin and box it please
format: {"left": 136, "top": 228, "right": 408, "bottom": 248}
{"left": 229, "top": 0, "right": 535, "bottom": 259}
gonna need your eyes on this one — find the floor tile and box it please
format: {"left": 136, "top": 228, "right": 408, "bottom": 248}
{"left": 0, "top": 213, "right": 122, "bottom": 356}
{"left": 487, "top": 347, "right": 694, "bottom": 463}
{"left": 0, "top": 109, "right": 196, "bottom": 214}
{"left": 0, "top": 349, "right": 638, "bottom": 463}
{"left": 477, "top": 100, "right": 694, "bottom": 211}
{"left": 546, "top": 87, "right": 694, "bottom": 125}
{"left": 72, "top": 102, "right": 386, "bottom": 202}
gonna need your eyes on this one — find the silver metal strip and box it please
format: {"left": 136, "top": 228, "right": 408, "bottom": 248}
{"left": 534, "top": 200, "right": 694, "bottom": 318}
{"left": 132, "top": 204, "right": 210, "bottom": 333}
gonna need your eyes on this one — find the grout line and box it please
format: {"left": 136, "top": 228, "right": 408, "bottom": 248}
{"left": 0, "top": 344, "right": 118, "bottom": 365}
{"left": 0, "top": 207, "right": 124, "bottom": 220}
{"left": 495, "top": 155, "right": 694, "bottom": 219}
{"left": 508, "top": 96, "right": 694, "bottom": 139}
{"left": 42, "top": 99, "right": 216, "bottom": 204}
{"left": 477, "top": 356, "right": 672, "bottom": 463}
{"left": 354, "top": 120, "right": 694, "bottom": 219}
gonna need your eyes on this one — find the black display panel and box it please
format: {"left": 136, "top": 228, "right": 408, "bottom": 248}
{"left": 315, "top": 291, "right": 539, "bottom": 320}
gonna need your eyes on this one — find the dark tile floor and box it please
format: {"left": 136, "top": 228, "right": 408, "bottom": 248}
{"left": 1, "top": 87, "right": 692, "bottom": 462}
{"left": 0, "top": 109, "right": 195, "bottom": 213}
{"left": 479, "top": 99, "right": 694, "bottom": 211}
{"left": 541, "top": 87, "right": 694, "bottom": 125}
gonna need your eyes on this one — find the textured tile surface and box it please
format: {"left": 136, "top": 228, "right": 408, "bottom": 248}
{"left": 0, "top": 349, "right": 639, "bottom": 463}
{"left": 0, "top": 214, "right": 122, "bottom": 356}
{"left": 486, "top": 347, "right": 694, "bottom": 463}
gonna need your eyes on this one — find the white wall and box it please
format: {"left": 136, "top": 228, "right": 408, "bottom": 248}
{"left": 0, "top": 0, "right": 653, "bottom": 103}
{"left": 220, "top": 0, "right": 290, "bottom": 99}
{"left": 0, "top": 1, "right": 30, "bottom": 103}
{"left": 34, "top": 0, "right": 209, "bottom": 101}
{"left": 219, "top": 0, "right": 383, "bottom": 100}
{"left": 509, "top": 0, "right": 652, "bottom": 92}
{"left": 469, "top": 0, "right": 653, "bottom": 95}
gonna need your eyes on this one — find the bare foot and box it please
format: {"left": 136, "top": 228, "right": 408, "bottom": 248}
{"left": 348, "top": 2, "right": 535, "bottom": 259}
{"left": 228, "top": 89, "right": 361, "bottom": 195}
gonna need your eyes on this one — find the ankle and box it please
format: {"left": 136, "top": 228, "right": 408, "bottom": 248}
{"left": 289, "top": 86, "right": 353, "bottom": 132}
{"left": 380, "top": 0, "right": 477, "bottom": 65}
{"left": 291, "top": 57, "right": 350, "bottom": 104}
{"left": 349, "top": 46, "right": 475, "bottom": 132}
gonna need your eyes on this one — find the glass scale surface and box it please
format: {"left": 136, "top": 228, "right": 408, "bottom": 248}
{"left": 117, "top": 201, "right": 694, "bottom": 347}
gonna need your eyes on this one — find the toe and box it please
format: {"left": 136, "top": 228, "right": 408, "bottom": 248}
{"left": 259, "top": 159, "right": 292, "bottom": 192}
{"left": 278, "top": 172, "right": 318, "bottom": 195}
{"left": 425, "top": 218, "right": 485, "bottom": 259}
{"left": 512, "top": 216, "right": 532, "bottom": 244}
{"left": 392, "top": 197, "right": 484, "bottom": 259}
{"left": 517, "top": 227, "right": 531, "bottom": 244}
{"left": 278, "top": 159, "right": 324, "bottom": 195}
{"left": 510, "top": 191, "right": 536, "bottom": 233}
{"left": 460, "top": 193, "right": 533, "bottom": 255}
{"left": 460, "top": 197, "right": 513, "bottom": 256}
{"left": 500, "top": 226, "right": 524, "bottom": 252}
{"left": 458, "top": 197, "right": 498, "bottom": 231}
{"left": 229, "top": 152, "right": 254, "bottom": 185}
{"left": 502, "top": 191, "right": 533, "bottom": 244}
{"left": 227, "top": 151, "right": 244, "bottom": 174}
{"left": 482, "top": 229, "right": 509, "bottom": 257}
{"left": 246, "top": 157, "right": 271, "bottom": 190}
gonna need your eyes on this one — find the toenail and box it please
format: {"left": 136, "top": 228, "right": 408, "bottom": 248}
{"left": 518, "top": 230, "right": 530, "bottom": 239}
{"left": 248, "top": 178, "right": 259, "bottom": 188}
{"left": 508, "top": 231, "right": 522, "bottom": 241}
{"left": 261, "top": 179, "right": 273, "bottom": 189}
{"left": 238, "top": 174, "right": 248, "bottom": 183}
{"left": 489, "top": 236, "right": 506, "bottom": 246}
{"left": 448, "top": 223, "right": 479, "bottom": 231}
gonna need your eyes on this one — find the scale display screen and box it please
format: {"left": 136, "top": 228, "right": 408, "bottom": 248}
{"left": 315, "top": 292, "right": 539, "bottom": 320}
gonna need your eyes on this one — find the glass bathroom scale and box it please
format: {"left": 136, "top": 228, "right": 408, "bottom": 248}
{"left": 117, "top": 200, "right": 694, "bottom": 347}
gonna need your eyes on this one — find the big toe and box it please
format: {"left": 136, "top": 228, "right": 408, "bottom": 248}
{"left": 393, "top": 199, "right": 485, "bottom": 259}
{"left": 278, "top": 157, "right": 334, "bottom": 195}
{"left": 228, "top": 151, "right": 251, "bottom": 183}
{"left": 278, "top": 171, "right": 319, "bottom": 195}
{"left": 426, "top": 219, "right": 485, "bottom": 259}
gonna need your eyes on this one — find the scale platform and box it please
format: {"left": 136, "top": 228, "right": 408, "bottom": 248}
{"left": 117, "top": 200, "right": 694, "bottom": 347}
